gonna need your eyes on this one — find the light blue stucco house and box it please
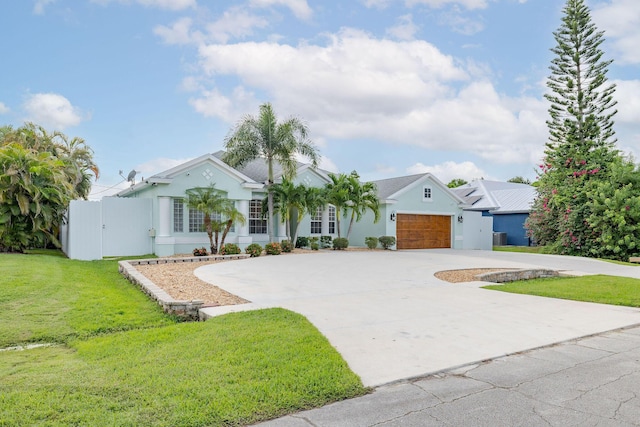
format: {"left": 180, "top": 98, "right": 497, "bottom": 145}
{"left": 61, "top": 153, "right": 491, "bottom": 260}
{"left": 452, "top": 180, "right": 537, "bottom": 247}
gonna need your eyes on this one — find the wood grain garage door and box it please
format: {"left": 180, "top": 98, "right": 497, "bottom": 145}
{"left": 396, "top": 214, "right": 451, "bottom": 249}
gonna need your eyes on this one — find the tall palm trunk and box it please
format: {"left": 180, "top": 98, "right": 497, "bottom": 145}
{"left": 347, "top": 212, "right": 356, "bottom": 240}
{"left": 267, "top": 157, "right": 276, "bottom": 243}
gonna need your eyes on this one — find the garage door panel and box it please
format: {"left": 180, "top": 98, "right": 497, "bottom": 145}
{"left": 397, "top": 214, "right": 451, "bottom": 250}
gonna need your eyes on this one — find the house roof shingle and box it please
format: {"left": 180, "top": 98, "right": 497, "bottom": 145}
{"left": 369, "top": 174, "right": 429, "bottom": 199}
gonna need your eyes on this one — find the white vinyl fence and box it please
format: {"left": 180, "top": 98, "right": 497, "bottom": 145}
{"left": 61, "top": 197, "right": 153, "bottom": 260}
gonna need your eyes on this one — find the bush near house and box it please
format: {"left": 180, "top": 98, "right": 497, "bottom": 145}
{"left": 333, "top": 238, "right": 349, "bottom": 250}
{"left": 265, "top": 242, "right": 282, "bottom": 255}
{"left": 221, "top": 243, "right": 241, "bottom": 255}
{"left": 365, "top": 237, "right": 378, "bottom": 249}
{"left": 245, "top": 243, "right": 263, "bottom": 257}
{"left": 320, "top": 236, "right": 332, "bottom": 249}
{"left": 296, "top": 236, "right": 309, "bottom": 248}
{"left": 281, "top": 240, "right": 293, "bottom": 253}
{"left": 193, "top": 247, "right": 208, "bottom": 256}
{"left": 309, "top": 237, "right": 320, "bottom": 250}
{"left": 378, "top": 236, "right": 396, "bottom": 250}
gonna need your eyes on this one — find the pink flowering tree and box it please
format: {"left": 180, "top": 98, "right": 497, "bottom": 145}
{"left": 526, "top": 0, "right": 631, "bottom": 259}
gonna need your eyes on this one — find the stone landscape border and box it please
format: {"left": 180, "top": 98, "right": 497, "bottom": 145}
{"left": 475, "top": 268, "right": 559, "bottom": 283}
{"left": 119, "top": 254, "right": 249, "bottom": 320}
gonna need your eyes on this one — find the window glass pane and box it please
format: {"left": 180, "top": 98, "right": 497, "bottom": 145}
{"left": 423, "top": 187, "right": 432, "bottom": 200}
{"left": 173, "top": 198, "right": 184, "bottom": 233}
{"left": 328, "top": 205, "right": 336, "bottom": 234}
{"left": 189, "top": 209, "right": 204, "bottom": 232}
{"left": 311, "top": 206, "right": 322, "bottom": 234}
{"left": 249, "top": 200, "right": 267, "bottom": 234}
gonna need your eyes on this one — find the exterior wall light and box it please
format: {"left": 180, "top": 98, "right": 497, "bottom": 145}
{"left": 457, "top": 214, "right": 464, "bottom": 223}
{"left": 390, "top": 211, "right": 396, "bottom": 221}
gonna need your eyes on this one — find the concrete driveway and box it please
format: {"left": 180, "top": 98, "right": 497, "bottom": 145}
{"left": 197, "top": 249, "right": 640, "bottom": 387}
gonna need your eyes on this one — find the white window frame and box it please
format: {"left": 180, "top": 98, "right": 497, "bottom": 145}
{"left": 310, "top": 206, "right": 322, "bottom": 234}
{"left": 173, "top": 198, "right": 184, "bottom": 233}
{"left": 328, "top": 205, "right": 336, "bottom": 234}
{"left": 249, "top": 199, "right": 267, "bottom": 234}
{"left": 422, "top": 186, "right": 433, "bottom": 202}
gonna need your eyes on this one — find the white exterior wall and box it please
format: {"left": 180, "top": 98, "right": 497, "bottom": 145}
{"left": 462, "top": 211, "right": 493, "bottom": 250}
{"left": 63, "top": 200, "right": 103, "bottom": 260}
{"left": 101, "top": 198, "right": 153, "bottom": 257}
{"left": 62, "top": 198, "right": 153, "bottom": 260}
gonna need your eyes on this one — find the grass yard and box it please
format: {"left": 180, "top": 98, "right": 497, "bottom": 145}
{"left": 0, "top": 252, "right": 175, "bottom": 347}
{"left": 0, "top": 252, "right": 367, "bottom": 426}
{"left": 484, "top": 274, "right": 640, "bottom": 307}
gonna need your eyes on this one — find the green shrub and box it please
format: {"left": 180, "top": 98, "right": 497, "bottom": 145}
{"left": 378, "top": 236, "right": 396, "bottom": 250}
{"left": 265, "top": 242, "right": 282, "bottom": 255}
{"left": 365, "top": 237, "right": 378, "bottom": 249}
{"left": 193, "top": 247, "right": 208, "bottom": 257}
{"left": 221, "top": 243, "right": 241, "bottom": 255}
{"left": 245, "top": 243, "right": 263, "bottom": 257}
{"left": 310, "top": 242, "right": 319, "bottom": 250}
{"left": 296, "top": 236, "right": 309, "bottom": 248}
{"left": 320, "top": 235, "right": 332, "bottom": 249}
{"left": 333, "top": 238, "right": 349, "bottom": 250}
{"left": 280, "top": 240, "right": 293, "bottom": 253}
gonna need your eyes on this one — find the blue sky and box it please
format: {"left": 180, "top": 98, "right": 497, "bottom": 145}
{"left": 1, "top": 0, "right": 638, "bottom": 198}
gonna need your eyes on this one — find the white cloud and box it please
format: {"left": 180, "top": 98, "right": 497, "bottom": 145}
{"left": 0, "top": 102, "right": 9, "bottom": 114}
{"left": 154, "top": 9, "right": 270, "bottom": 45}
{"left": 135, "top": 157, "right": 194, "bottom": 177}
{"left": 319, "top": 156, "right": 339, "bottom": 173}
{"left": 406, "top": 0, "right": 489, "bottom": 10}
{"left": 189, "top": 86, "right": 257, "bottom": 122}
{"left": 33, "top": 0, "right": 55, "bottom": 15}
{"left": 363, "top": 0, "right": 490, "bottom": 10}
{"left": 406, "top": 160, "right": 491, "bottom": 183}
{"left": 386, "top": 14, "right": 419, "bottom": 41}
{"left": 91, "top": 0, "right": 196, "bottom": 11}
{"left": 593, "top": 0, "right": 640, "bottom": 64}
{"left": 249, "top": 0, "right": 312, "bottom": 20}
{"left": 205, "top": 8, "right": 270, "bottom": 43}
{"left": 438, "top": 5, "right": 484, "bottom": 35}
{"left": 23, "top": 93, "right": 85, "bottom": 130}
{"left": 154, "top": 17, "right": 200, "bottom": 45}
{"left": 362, "top": 0, "right": 392, "bottom": 9}
{"left": 192, "top": 29, "right": 547, "bottom": 167}
{"left": 613, "top": 79, "right": 640, "bottom": 124}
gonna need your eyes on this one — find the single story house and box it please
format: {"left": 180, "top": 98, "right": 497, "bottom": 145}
{"left": 451, "top": 180, "right": 537, "bottom": 246}
{"left": 61, "top": 153, "right": 492, "bottom": 260}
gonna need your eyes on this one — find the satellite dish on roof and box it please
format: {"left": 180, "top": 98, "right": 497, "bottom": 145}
{"left": 119, "top": 169, "right": 138, "bottom": 186}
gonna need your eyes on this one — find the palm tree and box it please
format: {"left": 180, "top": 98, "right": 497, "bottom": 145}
{"left": 344, "top": 172, "right": 380, "bottom": 240}
{"left": 267, "top": 179, "right": 306, "bottom": 241}
{"left": 58, "top": 135, "right": 100, "bottom": 200}
{"left": 293, "top": 185, "right": 326, "bottom": 245}
{"left": 219, "top": 205, "right": 246, "bottom": 252}
{"left": 0, "top": 143, "right": 72, "bottom": 252}
{"left": 186, "top": 185, "right": 234, "bottom": 254}
{"left": 324, "top": 173, "right": 351, "bottom": 238}
{"left": 223, "top": 103, "right": 319, "bottom": 242}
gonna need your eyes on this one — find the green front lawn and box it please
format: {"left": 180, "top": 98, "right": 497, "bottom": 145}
{"left": 0, "top": 253, "right": 174, "bottom": 347}
{"left": 0, "top": 252, "right": 367, "bottom": 426}
{"left": 484, "top": 274, "right": 640, "bottom": 307}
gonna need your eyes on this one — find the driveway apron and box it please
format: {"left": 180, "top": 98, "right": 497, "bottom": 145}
{"left": 197, "top": 250, "right": 640, "bottom": 387}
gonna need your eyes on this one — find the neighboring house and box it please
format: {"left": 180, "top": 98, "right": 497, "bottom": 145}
{"left": 61, "top": 153, "right": 490, "bottom": 260}
{"left": 451, "top": 180, "right": 537, "bottom": 246}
